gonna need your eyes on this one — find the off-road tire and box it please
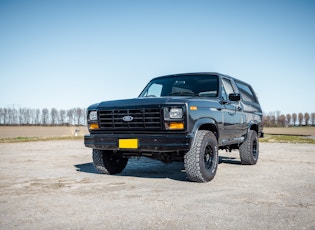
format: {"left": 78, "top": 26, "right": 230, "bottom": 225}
{"left": 239, "top": 130, "right": 259, "bottom": 165}
{"left": 92, "top": 149, "right": 128, "bottom": 174}
{"left": 184, "top": 130, "right": 218, "bottom": 182}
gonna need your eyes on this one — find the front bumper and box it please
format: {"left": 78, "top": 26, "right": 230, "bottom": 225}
{"left": 84, "top": 133, "right": 192, "bottom": 152}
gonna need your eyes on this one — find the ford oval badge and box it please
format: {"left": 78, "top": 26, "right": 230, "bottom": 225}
{"left": 122, "top": 115, "right": 134, "bottom": 122}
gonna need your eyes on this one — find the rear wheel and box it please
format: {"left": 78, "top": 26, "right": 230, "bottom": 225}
{"left": 239, "top": 130, "right": 259, "bottom": 165}
{"left": 184, "top": 130, "right": 218, "bottom": 182}
{"left": 92, "top": 149, "right": 128, "bottom": 174}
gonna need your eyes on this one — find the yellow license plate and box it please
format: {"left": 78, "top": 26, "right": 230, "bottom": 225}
{"left": 119, "top": 139, "right": 138, "bottom": 149}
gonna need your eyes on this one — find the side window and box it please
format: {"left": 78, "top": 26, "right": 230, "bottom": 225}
{"left": 222, "top": 78, "right": 235, "bottom": 101}
{"left": 221, "top": 85, "right": 228, "bottom": 100}
{"left": 145, "top": 83, "right": 163, "bottom": 97}
{"left": 235, "top": 81, "right": 257, "bottom": 103}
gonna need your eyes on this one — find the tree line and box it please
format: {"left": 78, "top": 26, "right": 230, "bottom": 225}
{"left": 263, "top": 111, "right": 315, "bottom": 127}
{"left": 0, "top": 107, "right": 87, "bottom": 126}
{"left": 1, "top": 107, "right": 314, "bottom": 127}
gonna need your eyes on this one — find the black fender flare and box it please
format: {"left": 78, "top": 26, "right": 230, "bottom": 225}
{"left": 190, "top": 118, "right": 219, "bottom": 147}
{"left": 244, "top": 121, "right": 259, "bottom": 141}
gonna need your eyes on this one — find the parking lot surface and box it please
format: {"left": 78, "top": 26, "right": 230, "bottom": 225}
{"left": 0, "top": 141, "right": 314, "bottom": 229}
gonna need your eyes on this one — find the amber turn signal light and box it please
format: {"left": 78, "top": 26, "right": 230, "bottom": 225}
{"left": 89, "top": 123, "right": 99, "bottom": 130}
{"left": 169, "top": 122, "right": 184, "bottom": 130}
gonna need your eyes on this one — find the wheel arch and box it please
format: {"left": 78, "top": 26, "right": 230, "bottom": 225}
{"left": 249, "top": 122, "right": 259, "bottom": 133}
{"left": 243, "top": 121, "right": 259, "bottom": 143}
{"left": 191, "top": 118, "right": 219, "bottom": 144}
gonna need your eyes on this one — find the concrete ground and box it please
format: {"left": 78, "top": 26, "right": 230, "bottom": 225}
{"left": 0, "top": 140, "right": 314, "bottom": 229}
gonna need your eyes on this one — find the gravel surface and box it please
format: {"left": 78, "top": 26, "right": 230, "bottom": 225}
{"left": 0, "top": 140, "right": 314, "bottom": 229}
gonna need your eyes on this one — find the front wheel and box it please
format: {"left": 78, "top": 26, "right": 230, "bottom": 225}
{"left": 92, "top": 149, "right": 128, "bottom": 174}
{"left": 184, "top": 130, "right": 219, "bottom": 182}
{"left": 239, "top": 130, "right": 259, "bottom": 165}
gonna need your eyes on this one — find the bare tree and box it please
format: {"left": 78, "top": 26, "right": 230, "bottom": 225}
{"left": 292, "top": 113, "right": 297, "bottom": 126}
{"left": 19, "top": 108, "right": 24, "bottom": 125}
{"left": 304, "top": 113, "right": 310, "bottom": 126}
{"left": 74, "top": 108, "right": 83, "bottom": 125}
{"left": 26, "top": 108, "right": 31, "bottom": 125}
{"left": 263, "top": 115, "right": 271, "bottom": 127}
{"left": 311, "top": 113, "right": 315, "bottom": 126}
{"left": 29, "top": 109, "right": 35, "bottom": 125}
{"left": 286, "top": 114, "right": 291, "bottom": 126}
{"left": 42, "top": 108, "right": 49, "bottom": 125}
{"left": 298, "top": 113, "right": 304, "bottom": 126}
{"left": 8, "top": 107, "right": 18, "bottom": 125}
{"left": 1, "top": 108, "right": 8, "bottom": 124}
{"left": 20, "top": 108, "right": 31, "bottom": 125}
{"left": 67, "top": 109, "right": 75, "bottom": 125}
{"left": 0, "top": 107, "right": 87, "bottom": 126}
{"left": 262, "top": 114, "right": 266, "bottom": 126}
{"left": 269, "top": 112, "right": 276, "bottom": 127}
{"left": 278, "top": 114, "right": 286, "bottom": 127}
{"left": 276, "top": 110, "right": 281, "bottom": 126}
{"left": 83, "top": 108, "right": 87, "bottom": 125}
{"left": 0, "top": 108, "right": 4, "bottom": 124}
{"left": 59, "top": 109, "right": 66, "bottom": 125}
{"left": 50, "top": 108, "right": 58, "bottom": 125}
{"left": 7, "top": 108, "right": 12, "bottom": 124}
{"left": 35, "top": 109, "right": 41, "bottom": 125}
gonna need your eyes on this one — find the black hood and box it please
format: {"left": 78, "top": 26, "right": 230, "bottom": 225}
{"left": 97, "top": 97, "right": 189, "bottom": 109}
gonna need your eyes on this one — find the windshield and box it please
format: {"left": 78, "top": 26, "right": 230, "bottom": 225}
{"left": 139, "top": 75, "right": 219, "bottom": 98}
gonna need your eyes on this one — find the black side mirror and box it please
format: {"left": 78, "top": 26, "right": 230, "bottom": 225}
{"left": 229, "top": 93, "right": 241, "bottom": 101}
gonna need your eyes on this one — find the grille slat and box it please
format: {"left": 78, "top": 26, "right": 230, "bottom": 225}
{"left": 99, "top": 108, "right": 162, "bottom": 130}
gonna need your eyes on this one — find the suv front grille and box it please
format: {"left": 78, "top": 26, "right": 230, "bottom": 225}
{"left": 99, "top": 108, "right": 163, "bottom": 130}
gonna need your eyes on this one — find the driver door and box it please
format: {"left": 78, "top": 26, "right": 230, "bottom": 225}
{"left": 221, "top": 78, "right": 243, "bottom": 143}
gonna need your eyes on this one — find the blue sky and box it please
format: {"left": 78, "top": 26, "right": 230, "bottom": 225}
{"left": 1, "top": 0, "right": 314, "bottom": 115}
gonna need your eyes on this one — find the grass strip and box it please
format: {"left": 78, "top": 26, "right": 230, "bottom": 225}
{"left": 0, "top": 136, "right": 84, "bottom": 143}
{"left": 1, "top": 134, "right": 314, "bottom": 144}
{"left": 260, "top": 134, "right": 315, "bottom": 144}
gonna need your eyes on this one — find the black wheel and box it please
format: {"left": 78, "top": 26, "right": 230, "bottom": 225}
{"left": 92, "top": 149, "right": 128, "bottom": 174}
{"left": 184, "top": 130, "right": 219, "bottom": 182}
{"left": 239, "top": 130, "right": 259, "bottom": 165}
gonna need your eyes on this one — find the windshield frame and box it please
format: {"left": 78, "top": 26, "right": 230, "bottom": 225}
{"left": 138, "top": 74, "right": 219, "bottom": 98}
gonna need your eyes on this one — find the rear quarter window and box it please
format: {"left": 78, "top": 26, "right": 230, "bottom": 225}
{"left": 235, "top": 81, "right": 258, "bottom": 103}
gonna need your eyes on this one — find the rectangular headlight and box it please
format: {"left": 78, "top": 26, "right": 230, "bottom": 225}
{"left": 89, "top": 111, "right": 97, "bottom": 121}
{"left": 169, "top": 108, "right": 183, "bottom": 119}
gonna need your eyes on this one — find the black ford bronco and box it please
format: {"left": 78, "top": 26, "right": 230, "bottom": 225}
{"left": 84, "top": 72, "right": 263, "bottom": 182}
